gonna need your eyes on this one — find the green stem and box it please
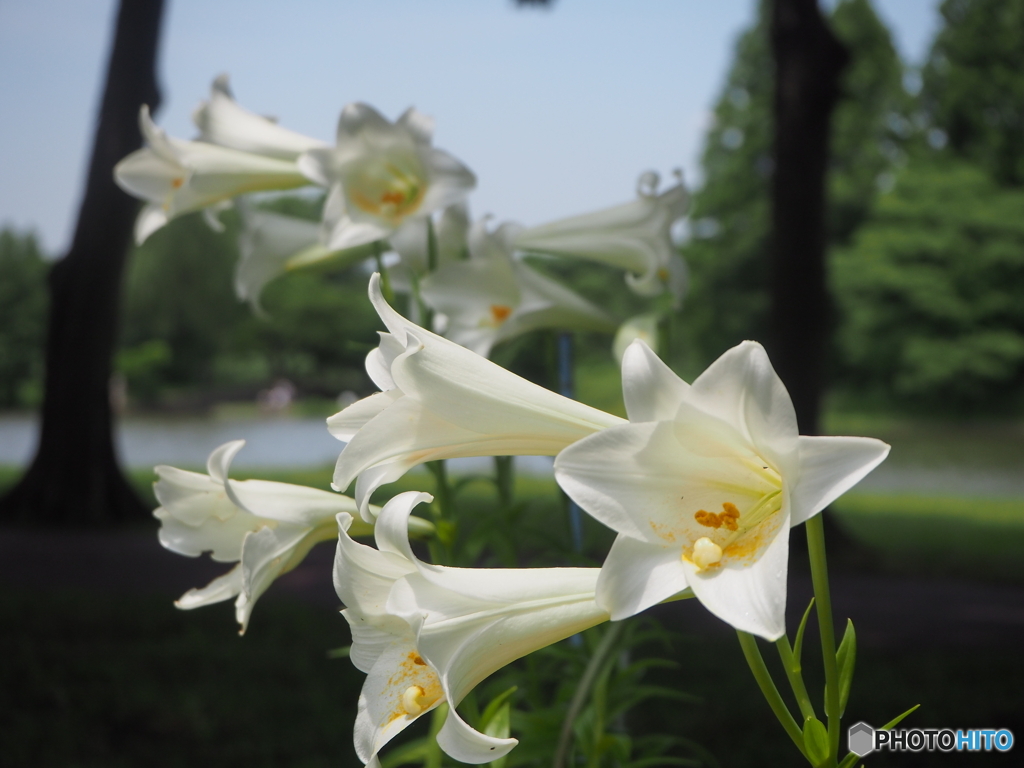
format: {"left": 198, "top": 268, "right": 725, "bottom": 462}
{"left": 425, "top": 459, "right": 455, "bottom": 564}
{"left": 806, "top": 514, "right": 840, "bottom": 765}
{"left": 426, "top": 216, "right": 439, "bottom": 273}
{"left": 494, "top": 455, "right": 514, "bottom": 510}
{"left": 776, "top": 636, "right": 816, "bottom": 722}
{"left": 736, "top": 631, "right": 808, "bottom": 761}
{"left": 553, "top": 622, "right": 626, "bottom": 768}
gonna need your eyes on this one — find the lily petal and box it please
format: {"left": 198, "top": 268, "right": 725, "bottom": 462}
{"left": 788, "top": 435, "right": 890, "bottom": 525}
{"left": 621, "top": 339, "right": 690, "bottom": 423}
{"left": 595, "top": 534, "right": 691, "bottom": 621}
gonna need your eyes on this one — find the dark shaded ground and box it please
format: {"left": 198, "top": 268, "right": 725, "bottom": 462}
{"left": 2, "top": 530, "right": 1023, "bottom": 767}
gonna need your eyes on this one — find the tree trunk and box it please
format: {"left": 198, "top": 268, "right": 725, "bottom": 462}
{"left": 769, "top": 0, "right": 847, "bottom": 437}
{"left": 0, "top": 0, "right": 165, "bottom": 527}
{"left": 770, "top": 0, "right": 864, "bottom": 563}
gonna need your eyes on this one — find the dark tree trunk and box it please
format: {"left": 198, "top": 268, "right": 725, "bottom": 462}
{"left": 770, "top": 1, "right": 868, "bottom": 564}
{"left": 769, "top": 0, "right": 848, "bottom": 437}
{"left": 0, "top": 0, "right": 165, "bottom": 527}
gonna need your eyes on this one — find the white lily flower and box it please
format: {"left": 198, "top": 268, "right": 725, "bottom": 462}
{"left": 192, "top": 74, "right": 327, "bottom": 160}
{"left": 554, "top": 340, "right": 890, "bottom": 640}
{"left": 420, "top": 217, "right": 617, "bottom": 357}
{"left": 115, "top": 106, "right": 311, "bottom": 244}
{"left": 335, "top": 491, "right": 608, "bottom": 766}
{"left": 154, "top": 439, "right": 389, "bottom": 633}
{"left": 298, "top": 103, "right": 476, "bottom": 250}
{"left": 329, "top": 273, "right": 625, "bottom": 519}
{"left": 513, "top": 171, "right": 690, "bottom": 302}
{"left": 235, "top": 205, "right": 377, "bottom": 312}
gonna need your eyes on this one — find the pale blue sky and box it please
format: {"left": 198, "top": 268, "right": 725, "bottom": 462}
{"left": 0, "top": 0, "right": 940, "bottom": 255}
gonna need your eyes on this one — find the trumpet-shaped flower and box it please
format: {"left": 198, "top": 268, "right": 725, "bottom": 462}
{"left": 554, "top": 341, "right": 889, "bottom": 640}
{"left": 335, "top": 491, "right": 608, "bottom": 766}
{"left": 192, "top": 74, "right": 327, "bottom": 160}
{"left": 235, "top": 204, "right": 378, "bottom": 312}
{"left": 115, "top": 107, "right": 312, "bottom": 244}
{"left": 155, "top": 440, "right": 398, "bottom": 633}
{"left": 329, "top": 274, "right": 625, "bottom": 519}
{"left": 298, "top": 103, "right": 475, "bottom": 250}
{"left": 513, "top": 171, "right": 690, "bottom": 302}
{"left": 420, "top": 218, "right": 616, "bottom": 357}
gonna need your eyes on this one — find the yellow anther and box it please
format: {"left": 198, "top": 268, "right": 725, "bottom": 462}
{"left": 401, "top": 685, "right": 432, "bottom": 716}
{"left": 490, "top": 304, "right": 512, "bottom": 323}
{"left": 691, "top": 537, "right": 723, "bottom": 570}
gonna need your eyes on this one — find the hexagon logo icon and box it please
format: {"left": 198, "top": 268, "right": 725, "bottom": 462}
{"left": 848, "top": 722, "right": 875, "bottom": 757}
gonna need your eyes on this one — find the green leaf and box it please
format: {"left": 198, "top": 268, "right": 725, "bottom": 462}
{"left": 836, "top": 752, "right": 861, "bottom": 768}
{"left": 325, "top": 645, "right": 350, "bottom": 660}
{"left": 378, "top": 737, "right": 430, "bottom": 768}
{"left": 881, "top": 703, "right": 921, "bottom": 731}
{"left": 802, "top": 717, "right": 830, "bottom": 768}
{"left": 479, "top": 685, "right": 518, "bottom": 732}
{"left": 793, "top": 598, "right": 815, "bottom": 669}
{"left": 483, "top": 702, "right": 512, "bottom": 768}
{"left": 836, "top": 619, "right": 857, "bottom": 717}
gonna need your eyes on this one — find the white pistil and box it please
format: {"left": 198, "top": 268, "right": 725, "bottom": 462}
{"left": 691, "top": 537, "right": 723, "bottom": 570}
{"left": 401, "top": 685, "right": 429, "bottom": 716}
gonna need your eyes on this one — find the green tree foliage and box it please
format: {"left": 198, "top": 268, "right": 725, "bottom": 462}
{"left": 0, "top": 229, "right": 48, "bottom": 408}
{"left": 833, "top": 156, "right": 1024, "bottom": 410}
{"left": 923, "top": 0, "right": 1024, "bottom": 185}
{"left": 681, "top": 0, "right": 909, "bottom": 367}
{"left": 118, "top": 208, "right": 378, "bottom": 406}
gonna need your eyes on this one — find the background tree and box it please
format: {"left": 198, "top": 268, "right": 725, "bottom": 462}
{"left": 682, "top": 0, "right": 908, "bottom": 379}
{"left": 923, "top": 0, "right": 1024, "bottom": 186}
{"left": 0, "top": 230, "right": 49, "bottom": 409}
{"left": 0, "top": 0, "right": 165, "bottom": 526}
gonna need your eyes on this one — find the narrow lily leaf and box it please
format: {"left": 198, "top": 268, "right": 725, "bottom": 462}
{"left": 793, "top": 597, "right": 815, "bottom": 670}
{"left": 836, "top": 619, "right": 857, "bottom": 717}
{"left": 836, "top": 753, "right": 861, "bottom": 768}
{"left": 802, "top": 717, "right": 830, "bottom": 768}
{"left": 483, "top": 702, "right": 512, "bottom": 768}
{"left": 479, "top": 686, "right": 518, "bottom": 733}
{"left": 379, "top": 737, "right": 431, "bottom": 768}
{"left": 881, "top": 703, "right": 921, "bottom": 731}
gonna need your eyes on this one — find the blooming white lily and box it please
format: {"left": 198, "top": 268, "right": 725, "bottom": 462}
{"left": 192, "top": 74, "right": 327, "bottom": 160}
{"left": 235, "top": 205, "right": 377, "bottom": 312}
{"left": 298, "top": 103, "right": 475, "bottom": 250}
{"left": 335, "top": 491, "right": 608, "bottom": 766}
{"left": 420, "top": 218, "right": 616, "bottom": 357}
{"left": 154, "top": 440, "right": 415, "bottom": 633}
{"left": 115, "top": 106, "right": 311, "bottom": 243}
{"left": 329, "top": 273, "right": 625, "bottom": 519}
{"left": 554, "top": 340, "right": 890, "bottom": 640}
{"left": 513, "top": 171, "right": 690, "bottom": 302}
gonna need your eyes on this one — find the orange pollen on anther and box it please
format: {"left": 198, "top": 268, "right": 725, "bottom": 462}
{"left": 490, "top": 304, "right": 513, "bottom": 323}
{"left": 381, "top": 190, "right": 407, "bottom": 206}
{"left": 657, "top": 267, "right": 669, "bottom": 281}
{"left": 694, "top": 502, "right": 741, "bottom": 531}
{"left": 171, "top": 177, "right": 184, "bottom": 189}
